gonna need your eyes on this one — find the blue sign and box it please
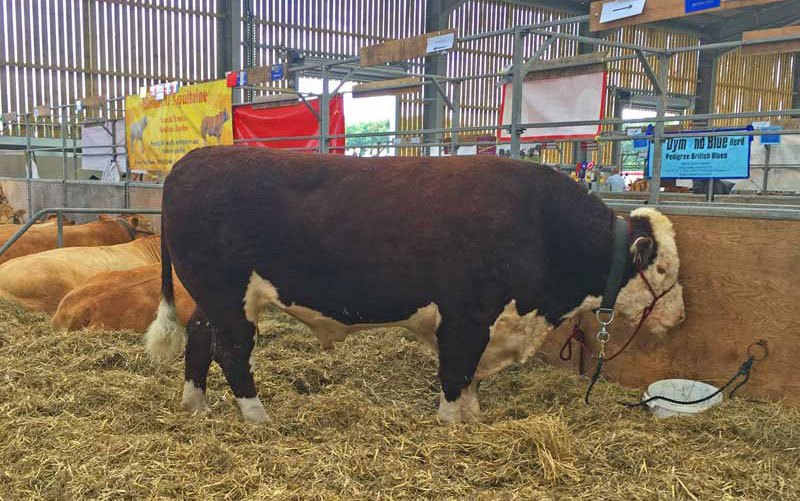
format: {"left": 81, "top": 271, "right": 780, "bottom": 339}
{"left": 760, "top": 126, "right": 782, "bottom": 145}
{"left": 685, "top": 0, "right": 720, "bottom": 13}
{"left": 237, "top": 70, "right": 248, "bottom": 87}
{"left": 270, "top": 64, "right": 284, "bottom": 81}
{"left": 647, "top": 127, "right": 752, "bottom": 179}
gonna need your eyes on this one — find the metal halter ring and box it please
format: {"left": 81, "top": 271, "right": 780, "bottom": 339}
{"left": 595, "top": 308, "right": 615, "bottom": 326}
{"left": 747, "top": 339, "right": 769, "bottom": 361}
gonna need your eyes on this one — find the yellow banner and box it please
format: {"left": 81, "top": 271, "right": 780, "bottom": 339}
{"left": 125, "top": 80, "right": 232, "bottom": 174}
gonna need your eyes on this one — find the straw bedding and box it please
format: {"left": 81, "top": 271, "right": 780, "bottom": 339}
{"left": 0, "top": 299, "right": 797, "bottom": 500}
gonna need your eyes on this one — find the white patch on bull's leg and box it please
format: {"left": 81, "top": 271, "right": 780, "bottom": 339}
{"left": 475, "top": 300, "right": 553, "bottom": 380}
{"left": 459, "top": 381, "right": 481, "bottom": 423}
{"left": 244, "top": 271, "right": 442, "bottom": 351}
{"left": 236, "top": 396, "right": 269, "bottom": 424}
{"left": 182, "top": 380, "right": 210, "bottom": 415}
{"left": 437, "top": 392, "right": 462, "bottom": 424}
{"left": 144, "top": 298, "right": 186, "bottom": 363}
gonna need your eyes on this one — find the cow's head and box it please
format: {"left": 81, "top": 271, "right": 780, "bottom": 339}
{"left": 117, "top": 214, "right": 156, "bottom": 236}
{"left": 613, "top": 208, "right": 685, "bottom": 335}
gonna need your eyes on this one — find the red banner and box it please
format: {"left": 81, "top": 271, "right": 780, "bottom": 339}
{"left": 233, "top": 95, "right": 345, "bottom": 153}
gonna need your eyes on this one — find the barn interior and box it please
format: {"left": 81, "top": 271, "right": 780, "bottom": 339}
{"left": 0, "top": 0, "right": 799, "bottom": 498}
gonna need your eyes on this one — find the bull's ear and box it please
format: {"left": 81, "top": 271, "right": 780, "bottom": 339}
{"left": 130, "top": 215, "right": 140, "bottom": 227}
{"left": 631, "top": 236, "right": 655, "bottom": 269}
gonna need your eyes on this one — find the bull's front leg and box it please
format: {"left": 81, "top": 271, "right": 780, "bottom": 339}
{"left": 435, "top": 313, "right": 491, "bottom": 424}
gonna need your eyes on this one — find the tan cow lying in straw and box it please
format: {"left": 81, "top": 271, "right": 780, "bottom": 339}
{"left": 0, "top": 214, "right": 154, "bottom": 265}
{"left": 0, "top": 235, "right": 161, "bottom": 313}
{"left": 53, "top": 263, "right": 195, "bottom": 333}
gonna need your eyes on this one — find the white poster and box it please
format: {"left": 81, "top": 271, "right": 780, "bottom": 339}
{"left": 499, "top": 71, "right": 607, "bottom": 140}
{"left": 80, "top": 120, "right": 127, "bottom": 172}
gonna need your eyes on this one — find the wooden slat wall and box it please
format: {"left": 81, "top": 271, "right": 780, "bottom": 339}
{"left": 0, "top": 0, "right": 221, "bottom": 138}
{"left": 713, "top": 48, "right": 795, "bottom": 127}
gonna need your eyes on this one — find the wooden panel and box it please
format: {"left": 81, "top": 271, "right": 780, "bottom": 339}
{"left": 540, "top": 214, "right": 800, "bottom": 403}
{"left": 359, "top": 28, "right": 456, "bottom": 67}
{"left": 352, "top": 76, "right": 423, "bottom": 98}
{"left": 590, "top": 0, "right": 784, "bottom": 32}
{"left": 742, "top": 26, "right": 800, "bottom": 56}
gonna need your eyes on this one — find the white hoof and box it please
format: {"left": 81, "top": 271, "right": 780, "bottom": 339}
{"left": 437, "top": 392, "right": 462, "bottom": 424}
{"left": 182, "top": 380, "right": 210, "bottom": 415}
{"left": 236, "top": 397, "right": 270, "bottom": 424}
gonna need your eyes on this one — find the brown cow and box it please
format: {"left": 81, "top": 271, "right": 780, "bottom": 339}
{"left": 53, "top": 263, "right": 195, "bottom": 333}
{"left": 0, "top": 214, "right": 154, "bottom": 265}
{"left": 200, "top": 109, "right": 229, "bottom": 143}
{"left": 0, "top": 205, "right": 26, "bottom": 224}
{"left": 0, "top": 235, "right": 161, "bottom": 313}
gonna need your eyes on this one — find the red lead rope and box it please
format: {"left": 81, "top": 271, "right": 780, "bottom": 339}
{"left": 560, "top": 269, "right": 677, "bottom": 373}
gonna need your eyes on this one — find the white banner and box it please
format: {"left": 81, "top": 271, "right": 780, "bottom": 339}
{"left": 81, "top": 120, "right": 127, "bottom": 172}
{"left": 499, "top": 71, "right": 607, "bottom": 141}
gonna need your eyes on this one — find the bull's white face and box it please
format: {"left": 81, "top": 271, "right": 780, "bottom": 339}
{"left": 614, "top": 208, "right": 685, "bottom": 335}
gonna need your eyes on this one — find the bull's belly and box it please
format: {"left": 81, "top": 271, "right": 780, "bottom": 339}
{"left": 244, "top": 272, "right": 554, "bottom": 380}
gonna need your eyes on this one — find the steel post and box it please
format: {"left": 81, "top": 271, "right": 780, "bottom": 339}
{"left": 450, "top": 80, "right": 461, "bottom": 156}
{"left": 56, "top": 212, "right": 64, "bottom": 248}
{"left": 648, "top": 54, "right": 670, "bottom": 205}
{"left": 320, "top": 66, "right": 330, "bottom": 154}
{"left": 762, "top": 145, "right": 772, "bottom": 195}
{"left": 510, "top": 27, "right": 526, "bottom": 159}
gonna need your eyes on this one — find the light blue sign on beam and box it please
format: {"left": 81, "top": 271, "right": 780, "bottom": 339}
{"left": 647, "top": 127, "right": 752, "bottom": 179}
{"left": 760, "top": 126, "right": 782, "bottom": 145}
{"left": 685, "top": 0, "right": 720, "bottom": 13}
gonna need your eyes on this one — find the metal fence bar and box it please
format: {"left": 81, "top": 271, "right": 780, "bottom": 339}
{"left": 0, "top": 208, "right": 162, "bottom": 259}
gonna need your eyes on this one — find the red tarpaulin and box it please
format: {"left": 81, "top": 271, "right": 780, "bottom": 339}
{"left": 233, "top": 95, "right": 345, "bottom": 153}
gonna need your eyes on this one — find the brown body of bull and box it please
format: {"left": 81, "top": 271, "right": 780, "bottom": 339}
{"left": 0, "top": 214, "right": 154, "bottom": 265}
{"left": 53, "top": 263, "right": 195, "bottom": 333}
{"left": 0, "top": 235, "right": 162, "bottom": 313}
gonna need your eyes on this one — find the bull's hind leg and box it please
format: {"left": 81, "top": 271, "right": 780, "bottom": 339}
{"left": 182, "top": 307, "right": 213, "bottom": 415}
{"left": 435, "top": 313, "right": 491, "bottom": 424}
{"left": 210, "top": 312, "right": 268, "bottom": 424}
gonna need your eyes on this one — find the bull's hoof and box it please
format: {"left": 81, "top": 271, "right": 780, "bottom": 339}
{"left": 437, "top": 393, "right": 462, "bottom": 424}
{"left": 236, "top": 397, "right": 270, "bottom": 424}
{"left": 182, "top": 381, "right": 210, "bottom": 415}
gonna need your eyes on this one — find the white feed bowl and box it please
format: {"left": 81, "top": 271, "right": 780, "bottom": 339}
{"left": 643, "top": 379, "right": 723, "bottom": 419}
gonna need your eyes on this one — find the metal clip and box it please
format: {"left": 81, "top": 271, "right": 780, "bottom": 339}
{"left": 595, "top": 308, "right": 615, "bottom": 358}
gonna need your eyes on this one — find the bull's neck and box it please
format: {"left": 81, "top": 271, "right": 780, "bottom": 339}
{"left": 546, "top": 193, "right": 617, "bottom": 300}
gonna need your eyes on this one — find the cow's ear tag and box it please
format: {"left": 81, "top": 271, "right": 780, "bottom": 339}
{"left": 631, "top": 236, "right": 654, "bottom": 269}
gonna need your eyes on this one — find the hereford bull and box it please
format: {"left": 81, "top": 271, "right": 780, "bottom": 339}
{"left": 52, "top": 263, "right": 195, "bottom": 333}
{"left": 0, "top": 235, "right": 161, "bottom": 313}
{"left": 146, "top": 147, "right": 685, "bottom": 424}
{"left": 0, "top": 214, "right": 153, "bottom": 264}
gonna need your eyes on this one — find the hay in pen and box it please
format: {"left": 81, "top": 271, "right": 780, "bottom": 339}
{"left": 0, "top": 299, "right": 797, "bottom": 500}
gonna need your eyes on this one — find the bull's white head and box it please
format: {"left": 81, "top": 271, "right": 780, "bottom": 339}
{"left": 613, "top": 207, "right": 685, "bottom": 335}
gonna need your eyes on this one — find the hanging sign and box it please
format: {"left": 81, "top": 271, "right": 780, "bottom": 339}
{"left": 685, "top": 0, "right": 720, "bottom": 13}
{"left": 270, "top": 64, "right": 284, "bottom": 81}
{"left": 426, "top": 32, "right": 455, "bottom": 53}
{"left": 647, "top": 127, "right": 753, "bottom": 179}
{"left": 125, "top": 79, "right": 233, "bottom": 172}
{"left": 599, "top": 0, "right": 646, "bottom": 23}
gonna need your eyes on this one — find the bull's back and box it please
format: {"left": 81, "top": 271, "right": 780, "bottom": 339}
{"left": 163, "top": 147, "right": 557, "bottom": 322}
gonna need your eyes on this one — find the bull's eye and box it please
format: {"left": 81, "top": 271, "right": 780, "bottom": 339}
{"left": 656, "top": 266, "right": 666, "bottom": 275}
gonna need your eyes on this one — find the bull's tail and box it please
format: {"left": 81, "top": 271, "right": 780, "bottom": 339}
{"left": 144, "top": 226, "right": 185, "bottom": 363}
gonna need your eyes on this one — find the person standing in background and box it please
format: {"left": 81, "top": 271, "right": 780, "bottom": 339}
{"left": 605, "top": 167, "right": 626, "bottom": 192}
